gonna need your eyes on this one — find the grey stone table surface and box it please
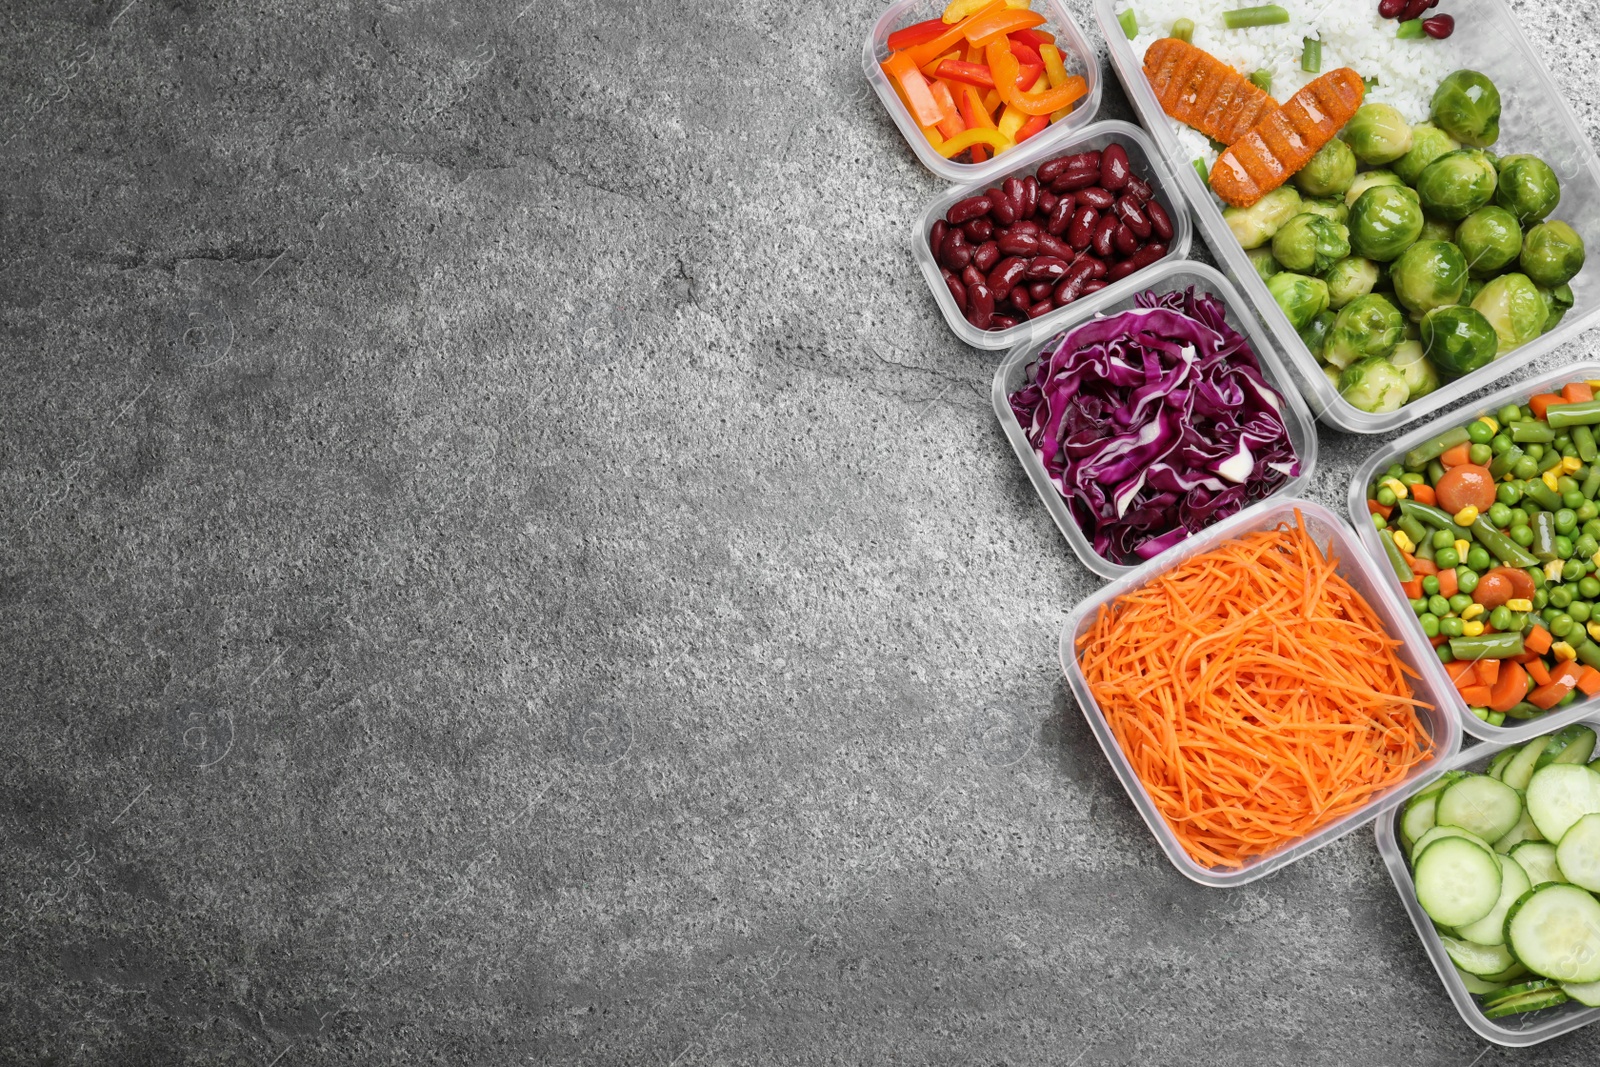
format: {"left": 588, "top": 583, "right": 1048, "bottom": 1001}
{"left": 5, "top": 0, "right": 1600, "bottom": 1063}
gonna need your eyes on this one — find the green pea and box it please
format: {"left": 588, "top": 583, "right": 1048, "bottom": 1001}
{"left": 1491, "top": 434, "right": 1513, "bottom": 456}
{"left": 1551, "top": 585, "right": 1575, "bottom": 609}
{"left": 1458, "top": 568, "right": 1480, "bottom": 594}
{"left": 1512, "top": 524, "right": 1537, "bottom": 547}
{"left": 1469, "top": 443, "right": 1493, "bottom": 466}
{"left": 1559, "top": 475, "right": 1580, "bottom": 494}
{"left": 1579, "top": 503, "right": 1599, "bottom": 523}
{"left": 1373, "top": 513, "right": 1388, "bottom": 530}
{"left": 1511, "top": 508, "right": 1531, "bottom": 527}
{"left": 1553, "top": 615, "right": 1575, "bottom": 637}
{"left": 1582, "top": 576, "right": 1600, "bottom": 598}
{"left": 1544, "top": 606, "right": 1563, "bottom": 624}
{"left": 1376, "top": 485, "right": 1397, "bottom": 507}
{"left": 1386, "top": 463, "right": 1405, "bottom": 480}
{"left": 1435, "top": 547, "right": 1461, "bottom": 569}
{"left": 1430, "top": 528, "right": 1454, "bottom": 549}
{"left": 1440, "top": 616, "right": 1466, "bottom": 638}
{"left": 1570, "top": 601, "right": 1592, "bottom": 624}
{"left": 1499, "top": 404, "right": 1523, "bottom": 425}
{"left": 1419, "top": 612, "right": 1440, "bottom": 637}
{"left": 1565, "top": 490, "right": 1587, "bottom": 510}
{"left": 1449, "top": 593, "right": 1474, "bottom": 614}
{"left": 1532, "top": 567, "right": 1549, "bottom": 589}
{"left": 1429, "top": 594, "right": 1451, "bottom": 616}
{"left": 1557, "top": 435, "right": 1575, "bottom": 454}
{"left": 1498, "top": 482, "right": 1523, "bottom": 505}
{"left": 1534, "top": 589, "right": 1550, "bottom": 610}
{"left": 1577, "top": 534, "right": 1599, "bottom": 559}
{"left": 1488, "top": 502, "right": 1513, "bottom": 527}
{"left": 1557, "top": 538, "right": 1576, "bottom": 562}
{"left": 1422, "top": 574, "right": 1441, "bottom": 596}
{"left": 1566, "top": 558, "right": 1587, "bottom": 581}
{"left": 1560, "top": 689, "right": 1578, "bottom": 706}
{"left": 1585, "top": 519, "right": 1600, "bottom": 540}
{"left": 1468, "top": 419, "right": 1495, "bottom": 444}
{"left": 1437, "top": 644, "right": 1455, "bottom": 664}
{"left": 1401, "top": 471, "right": 1426, "bottom": 486}
{"left": 1489, "top": 605, "right": 1514, "bottom": 631}
{"left": 1528, "top": 444, "right": 1547, "bottom": 461}
{"left": 1557, "top": 509, "right": 1580, "bottom": 535}
{"left": 1467, "top": 546, "right": 1492, "bottom": 572}
{"left": 1515, "top": 456, "right": 1541, "bottom": 480}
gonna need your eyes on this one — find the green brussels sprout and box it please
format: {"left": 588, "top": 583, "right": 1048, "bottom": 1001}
{"left": 1471, "top": 272, "right": 1547, "bottom": 354}
{"left": 1349, "top": 185, "right": 1425, "bottom": 262}
{"left": 1455, "top": 206, "right": 1523, "bottom": 275}
{"left": 1431, "top": 69, "right": 1501, "bottom": 148}
{"left": 1342, "top": 103, "right": 1414, "bottom": 166}
{"left": 1389, "top": 340, "right": 1441, "bottom": 399}
{"left": 1271, "top": 213, "right": 1351, "bottom": 275}
{"left": 1520, "top": 219, "right": 1586, "bottom": 287}
{"left": 1416, "top": 150, "right": 1498, "bottom": 222}
{"left": 1322, "top": 364, "right": 1342, "bottom": 390}
{"left": 1339, "top": 357, "right": 1411, "bottom": 413}
{"left": 1419, "top": 218, "right": 1456, "bottom": 244}
{"left": 1393, "top": 123, "right": 1461, "bottom": 185}
{"left": 1542, "top": 282, "right": 1576, "bottom": 333}
{"left": 1325, "top": 256, "right": 1380, "bottom": 309}
{"left": 1294, "top": 137, "right": 1358, "bottom": 198}
{"left": 1421, "top": 304, "right": 1500, "bottom": 376}
{"left": 1300, "top": 197, "right": 1350, "bottom": 226}
{"left": 1266, "top": 271, "right": 1330, "bottom": 331}
{"left": 1344, "top": 169, "right": 1407, "bottom": 208}
{"left": 1323, "top": 293, "right": 1406, "bottom": 369}
{"left": 1391, "top": 240, "right": 1468, "bottom": 318}
{"left": 1247, "top": 246, "right": 1281, "bottom": 282}
{"left": 1403, "top": 314, "right": 1422, "bottom": 341}
{"left": 1224, "top": 186, "right": 1303, "bottom": 250}
{"left": 1495, "top": 154, "right": 1561, "bottom": 224}
{"left": 1300, "top": 309, "right": 1336, "bottom": 360}
{"left": 1461, "top": 276, "right": 1485, "bottom": 306}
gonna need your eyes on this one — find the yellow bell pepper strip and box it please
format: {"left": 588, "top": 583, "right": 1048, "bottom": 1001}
{"left": 933, "top": 126, "right": 1013, "bottom": 159}
{"left": 996, "top": 104, "right": 1026, "bottom": 140}
{"left": 957, "top": 83, "right": 995, "bottom": 161}
{"left": 1015, "top": 113, "right": 1050, "bottom": 143}
{"left": 905, "top": 0, "right": 1004, "bottom": 67}
{"left": 928, "top": 80, "right": 966, "bottom": 139}
{"left": 887, "top": 18, "right": 947, "bottom": 51}
{"left": 965, "top": 8, "right": 1047, "bottom": 48}
{"left": 987, "top": 40, "right": 1083, "bottom": 116}
{"left": 1039, "top": 43, "right": 1074, "bottom": 121}
{"left": 944, "top": 0, "right": 1031, "bottom": 20}
{"left": 884, "top": 50, "right": 946, "bottom": 127}
{"left": 921, "top": 122, "right": 947, "bottom": 149}
{"left": 982, "top": 88, "right": 1003, "bottom": 116}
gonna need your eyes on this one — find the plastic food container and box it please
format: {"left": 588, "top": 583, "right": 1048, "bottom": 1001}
{"left": 1374, "top": 716, "right": 1600, "bottom": 1046}
{"left": 1059, "top": 496, "right": 1463, "bottom": 886}
{"left": 1092, "top": 0, "right": 1600, "bottom": 434}
{"left": 863, "top": 0, "right": 1103, "bottom": 185}
{"left": 1349, "top": 360, "right": 1600, "bottom": 743}
{"left": 916, "top": 120, "right": 1193, "bottom": 350}
{"left": 992, "top": 258, "right": 1317, "bottom": 579}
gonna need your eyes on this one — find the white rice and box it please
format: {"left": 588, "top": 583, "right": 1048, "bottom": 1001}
{"left": 1118, "top": 0, "right": 1459, "bottom": 168}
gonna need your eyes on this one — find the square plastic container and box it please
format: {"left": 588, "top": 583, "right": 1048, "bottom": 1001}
{"left": 1374, "top": 717, "right": 1600, "bottom": 1046}
{"left": 1349, "top": 360, "right": 1600, "bottom": 743}
{"left": 991, "top": 258, "right": 1318, "bottom": 579}
{"left": 863, "top": 0, "right": 1102, "bottom": 185}
{"left": 1059, "top": 496, "right": 1463, "bottom": 886}
{"left": 1093, "top": 0, "right": 1600, "bottom": 434}
{"left": 916, "top": 120, "right": 1193, "bottom": 350}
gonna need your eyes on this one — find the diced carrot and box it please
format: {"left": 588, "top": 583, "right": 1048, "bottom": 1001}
{"left": 1524, "top": 626, "right": 1553, "bottom": 656}
{"left": 1400, "top": 578, "right": 1424, "bottom": 599}
{"left": 1529, "top": 393, "right": 1567, "bottom": 421}
{"left": 1529, "top": 677, "right": 1576, "bottom": 710}
{"left": 1437, "top": 569, "right": 1458, "bottom": 598}
{"left": 1489, "top": 662, "right": 1530, "bottom": 712}
{"left": 1475, "top": 658, "right": 1500, "bottom": 686}
{"left": 1367, "top": 499, "right": 1393, "bottom": 519}
{"left": 1579, "top": 666, "right": 1600, "bottom": 697}
{"left": 1410, "top": 482, "right": 1436, "bottom": 506}
{"left": 1440, "top": 443, "right": 1471, "bottom": 468}
{"left": 1445, "top": 660, "right": 1479, "bottom": 685}
{"left": 1528, "top": 658, "right": 1552, "bottom": 686}
{"left": 1554, "top": 660, "right": 1584, "bottom": 686}
{"left": 1459, "top": 684, "right": 1494, "bottom": 707}
{"left": 1563, "top": 382, "right": 1594, "bottom": 404}
{"left": 1410, "top": 557, "right": 1437, "bottom": 576}
{"left": 1511, "top": 651, "right": 1542, "bottom": 664}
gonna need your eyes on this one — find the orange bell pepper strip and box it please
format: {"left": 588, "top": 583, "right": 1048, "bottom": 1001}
{"left": 904, "top": 0, "right": 1004, "bottom": 67}
{"left": 1564, "top": 382, "right": 1595, "bottom": 404}
{"left": 884, "top": 51, "right": 947, "bottom": 127}
{"left": 937, "top": 59, "right": 995, "bottom": 89}
{"left": 1039, "top": 43, "right": 1076, "bottom": 122}
{"left": 988, "top": 41, "right": 1083, "bottom": 116}
{"left": 887, "top": 17, "right": 948, "bottom": 52}
{"left": 928, "top": 80, "right": 966, "bottom": 139}
{"left": 965, "top": 7, "right": 1047, "bottom": 48}
{"left": 957, "top": 83, "right": 995, "bottom": 161}
{"left": 933, "top": 126, "right": 1013, "bottom": 159}
{"left": 1529, "top": 393, "right": 1566, "bottom": 421}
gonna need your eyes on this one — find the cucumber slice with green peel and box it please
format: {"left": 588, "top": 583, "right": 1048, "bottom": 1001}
{"left": 1488, "top": 748, "right": 1518, "bottom": 780}
{"left": 1442, "top": 934, "right": 1518, "bottom": 977}
{"left": 1438, "top": 776, "right": 1524, "bottom": 842}
{"left": 1503, "top": 737, "right": 1551, "bottom": 792}
{"left": 1562, "top": 978, "right": 1600, "bottom": 1007}
{"left": 1457, "top": 969, "right": 1509, "bottom": 995}
{"left": 1525, "top": 763, "right": 1600, "bottom": 842}
{"left": 1401, "top": 791, "right": 1439, "bottom": 848}
{"left": 1511, "top": 842, "right": 1566, "bottom": 886}
{"left": 1494, "top": 808, "right": 1545, "bottom": 854}
{"left": 1458, "top": 855, "right": 1532, "bottom": 946}
{"left": 1411, "top": 824, "right": 1496, "bottom": 866}
{"left": 1506, "top": 884, "right": 1600, "bottom": 982}
{"left": 1415, "top": 837, "right": 1504, "bottom": 927}
{"left": 1484, "top": 961, "right": 1531, "bottom": 984}
{"left": 1538, "top": 724, "right": 1599, "bottom": 769}
{"left": 1554, "top": 812, "right": 1600, "bottom": 891}
{"left": 1482, "top": 979, "right": 1570, "bottom": 1018}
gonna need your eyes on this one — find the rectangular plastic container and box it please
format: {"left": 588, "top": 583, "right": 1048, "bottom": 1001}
{"left": 917, "top": 120, "right": 1192, "bottom": 350}
{"left": 1059, "top": 497, "right": 1463, "bottom": 885}
{"left": 1374, "top": 717, "right": 1600, "bottom": 1046}
{"left": 992, "top": 258, "right": 1318, "bottom": 579}
{"left": 1349, "top": 360, "right": 1600, "bottom": 743}
{"left": 862, "top": 0, "right": 1102, "bottom": 185}
{"left": 1093, "top": 0, "right": 1600, "bottom": 434}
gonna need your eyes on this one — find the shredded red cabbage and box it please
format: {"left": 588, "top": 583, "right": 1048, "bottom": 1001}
{"left": 1009, "top": 287, "right": 1301, "bottom": 564}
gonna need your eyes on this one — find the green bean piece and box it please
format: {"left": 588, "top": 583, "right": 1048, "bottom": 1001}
{"left": 1584, "top": 464, "right": 1600, "bottom": 501}
{"left": 1449, "top": 632, "right": 1525, "bottom": 660}
{"left": 1192, "top": 157, "right": 1209, "bottom": 183}
{"left": 1547, "top": 400, "right": 1600, "bottom": 429}
{"left": 1533, "top": 511, "right": 1559, "bottom": 561}
{"left": 1511, "top": 421, "right": 1556, "bottom": 444}
{"left": 1223, "top": 4, "right": 1289, "bottom": 28}
{"left": 1396, "top": 515, "right": 1428, "bottom": 546}
{"left": 1396, "top": 17, "right": 1424, "bottom": 38}
{"left": 1416, "top": 539, "right": 1436, "bottom": 561}
{"left": 1170, "top": 17, "right": 1194, "bottom": 41}
{"left": 1471, "top": 516, "right": 1540, "bottom": 567}
{"left": 1119, "top": 8, "right": 1138, "bottom": 39}
{"left": 1428, "top": 459, "right": 1447, "bottom": 485}
{"left": 1379, "top": 529, "right": 1413, "bottom": 580}
{"left": 1398, "top": 499, "right": 1470, "bottom": 540}
{"left": 1574, "top": 425, "right": 1597, "bottom": 464}
{"left": 1490, "top": 444, "right": 1526, "bottom": 480}
{"left": 1541, "top": 448, "right": 1567, "bottom": 473}
{"left": 1503, "top": 702, "right": 1544, "bottom": 720}
{"left": 1248, "top": 69, "right": 1272, "bottom": 93}
{"left": 1525, "top": 480, "right": 1563, "bottom": 512}
{"left": 1301, "top": 35, "right": 1320, "bottom": 73}
{"left": 1405, "top": 426, "right": 1471, "bottom": 470}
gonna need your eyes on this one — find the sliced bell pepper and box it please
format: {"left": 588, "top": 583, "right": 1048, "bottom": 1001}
{"left": 996, "top": 104, "right": 1027, "bottom": 141}
{"left": 988, "top": 40, "right": 1084, "bottom": 116}
{"left": 919, "top": 49, "right": 963, "bottom": 78}
{"left": 933, "top": 126, "right": 1013, "bottom": 159}
{"left": 956, "top": 83, "right": 994, "bottom": 161}
{"left": 937, "top": 59, "right": 995, "bottom": 89}
{"left": 905, "top": 0, "right": 1004, "bottom": 66}
{"left": 928, "top": 80, "right": 966, "bottom": 139}
{"left": 1565, "top": 382, "right": 1596, "bottom": 404}
{"left": 1010, "top": 27, "right": 1057, "bottom": 48}
{"left": 964, "top": 7, "right": 1047, "bottom": 48}
{"left": 982, "top": 89, "right": 1002, "bottom": 116}
{"left": 884, "top": 50, "right": 947, "bottom": 127}
{"left": 1008, "top": 37, "right": 1043, "bottom": 67}
{"left": 1015, "top": 113, "right": 1051, "bottom": 143}
{"left": 943, "top": 0, "right": 1002, "bottom": 21}
{"left": 887, "top": 17, "right": 948, "bottom": 52}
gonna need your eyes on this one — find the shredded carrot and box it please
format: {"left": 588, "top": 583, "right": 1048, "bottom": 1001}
{"left": 1076, "top": 511, "right": 1434, "bottom": 869}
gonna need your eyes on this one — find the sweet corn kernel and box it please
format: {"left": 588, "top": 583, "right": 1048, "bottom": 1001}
{"left": 1382, "top": 477, "right": 1409, "bottom": 500}
{"left": 1455, "top": 539, "right": 1472, "bottom": 558}
{"left": 1453, "top": 506, "right": 1480, "bottom": 526}
{"left": 1565, "top": 456, "right": 1583, "bottom": 474}
{"left": 1544, "top": 471, "right": 1562, "bottom": 492}
{"left": 1392, "top": 530, "right": 1415, "bottom": 553}
{"left": 1588, "top": 380, "right": 1600, "bottom": 389}
{"left": 1479, "top": 415, "right": 1500, "bottom": 434}
{"left": 1554, "top": 641, "right": 1578, "bottom": 661}
{"left": 1462, "top": 621, "right": 1486, "bottom": 637}
{"left": 1461, "top": 604, "right": 1486, "bottom": 621}
{"left": 1588, "top": 621, "right": 1600, "bottom": 642}
{"left": 1508, "top": 598, "right": 1534, "bottom": 613}
{"left": 1592, "top": 550, "right": 1600, "bottom": 568}
{"left": 1548, "top": 560, "right": 1567, "bottom": 581}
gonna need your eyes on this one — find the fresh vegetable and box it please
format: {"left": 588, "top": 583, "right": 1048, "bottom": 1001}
{"left": 1431, "top": 69, "right": 1501, "bottom": 149}
{"left": 1223, "top": 186, "right": 1302, "bottom": 250}
{"left": 1471, "top": 273, "right": 1546, "bottom": 354}
{"left": 1009, "top": 288, "right": 1301, "bottom": 563}
{"left": 1223, "top": 5, "right": 1290, "bottom": 28}
{"left": 1079, "top": 511, "right": 1434, "bottom": 868}
{"left": 1390, "top": 240, "right": 1467, "bottom": 318}
{"left": 1294, "top": 138, "right": 1357, "bottom": 198}
{"left": 1271, "top": 212, "right": 1350, "bottom": 275}
{"left": 1141, "top": 37, "right": 1279, "bottom": 147}
{"left": 1420, "top": 304, "right": 1497, "bottom": 377}
{"left": 1455, "top": 206, "right": 1522, "bottom": 276}
{"left": 1393, "top": 123, "right": 1460, "bottom": 186}
{"left": 1266, "top": 271, "right": 1330, "bottom": 331}
{"left": 1323, "top": 293, "right": 1404, "bottom": 370}
{"left": 1521, "top": 220, "right": 1586, "bottom": 288}
{"left": 1348, "top": 185, "right": 1424, "bottom": 261}
{"left": 1496, "top": 154, "right": 1562, "bottom": 224}
{"left": 1342, "top": 103, "right": 1413, "bottom": 166}
{"left": 1211, "top": 68, "right": 1367, "bottom": 208}
{"left": 1325, "top": 256, "right": 1379, "bottom": 309}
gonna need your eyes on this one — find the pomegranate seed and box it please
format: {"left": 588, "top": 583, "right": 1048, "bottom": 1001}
{"left": 1422, "top": 13, "right": 1454, "bottom": 37}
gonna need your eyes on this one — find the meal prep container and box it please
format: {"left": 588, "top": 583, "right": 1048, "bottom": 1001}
{"left": 918, "top": 120, "right": 1193, "bottom": 350}
{"left": 992, "top": 258, "right": 1317, "bottom": 579}
{"left": 1375, "top": 716, "right": 1600, "bottom": 1046}
{"left": 863, "top": 0, "right": 1103, "bottom": 185}
{"left": 1349, "top": 360, "right": 1600, "bottom": 744}
{"left": 1059, "top": 496, "right": 1463, "bottom": 886}
{"left": 1093, "top": 0, "right": 1600, "bottom": 434}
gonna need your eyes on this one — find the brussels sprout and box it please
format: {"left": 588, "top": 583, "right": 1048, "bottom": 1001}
{"left": 1266, "top": 271, "right": 1330, "bottom": 331}
{"left": 1339, "top": 357, "right": 1410, "bottom": 413}
{"left": 1325, "top": 256, "right": 1379, "bottom": 309}
{"left": 1419, "top": 218, "right": 1456, "bottom": 244}
{"left": 1389, "top": 340, "right": 1441, "bottom": 399}
{"left": 1390, "top": 240, "right": 1468, "bottom": 318}
{"left": 1349, "top": 186, "right": 1425, "bottom": 262}
{"left": 1403, "top": 314, "right": 1422, "bottom": 341}
{"left": 1322, "top": 364, "right": 1342, "bottom": 390}
{"left": 1393, "top": 123, "right": 1461, "bottom": 185}
{"left": 1323, "top": 293, "right": 1406, "bottom": 369}
{"left": 1300, "top": 197, "right": 1350, "bottom": 226}
{"left": 1343, "top": 103, "right": 1414, "bottom": 166}
{"left": 1471, "top": 272, "right": 1547, "bottom": 354}
{"left": 1294, "top": 138, "right": 1358, "bottom": 198}
{"left": 1520, "top": 219, "right": 1586, "bottom": 287}
{"left": 1455, "top": 206, "right": 1523, "bottom": 275}
{"left": 1247, "top": 246, "right": 1281, "bottom": 282}
{"left": 1224, "top": 186, "right": 1303, "bottom": 250}
{"left": 1271, "top": 213, "right": 1351, "bottom": 275}
{"left": 1545, "top": 283, "right": 1575, "bottom": 333}
{"left": 1300, "top": 309, "right": 1336, "bottom": 360}
{"left": 1431, "top": 69, "right": 1501, "bottom": 148}
{"left": 1416, "top": 150, "right": 1498, "bottom": 222}
{"left": 1495, "top": 154, "right": 1561, "bottom": 224}
{"left": 1461, "top": 276, "right": 1485, "bottom": 306}
{"left": 1344, "top": 169, "right": 1407, "bottom": 208}
{"left": 1421, "top": 304, "right": 1500, "bottom": 376}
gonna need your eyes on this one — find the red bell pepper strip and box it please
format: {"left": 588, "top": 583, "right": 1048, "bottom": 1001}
{"left": 987, "top": 41, "right": 1083, "bottom": 116}
{"left": 1015, "top": 113, "right": 1051, "bottom": 143}
{"left": 928, "top": 80, "right": 966, "bottom": 139}
{"left": 1009, "top": 27, "right": 1057, "bottom": 48}
{"left": 884, "top": 51, "right": 946, "bottom": 127}
{"left": 1008, "top": 38, "right": 1043, "bottom": 67}
{"left": 904, "top": 0, "right": 1004, "bottom": 67}
{"left": 933, "top": 126, "right": 1013, "bottom": 159}
{"left": 956, "top": 83, "right": 995, "bottom": 161}
{"left": 887, "top": 17, "right": 947, "bottom": 52}
{"left": 965, "top": 8, "right": 1046, "bottom": 48}
{"left": 937, "top": 59, "right": 995, "bottom": 89}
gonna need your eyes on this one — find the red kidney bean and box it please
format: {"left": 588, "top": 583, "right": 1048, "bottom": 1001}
{"left": 939, "top": 228, "right": 972, "bottom": 270}
{"left": 930, "top": 220, "right": 947, "bottom": 255}
{"left": 1009, "top": 218, "right": 1039, "bottom": 235}
{"left": 1400, "top": 0, "right": 1428, "bottom": 19}
{"left": 1027, "top": 300, "right": 1055, "bottom": 320}
{"left": 1017, "top": 175, "right": 1039, "bottom": 220}
{"left": 991, "top": 314, "right": 1019, "bottom": 330}
{"left": 1036, "top": 156, "right": 1070, "bottom": 185}
{"left": 1081, "top": 279, "right": 1108, "bottom": 295}
{"left": 971, "top": 240, "right": 1000, "bottom": 272}
{"left": 1052, "top": 164, "right": 1100, "bottom": 194}
{"left": 1378, "top": 0, "right": 1405, "bottom": 15}
{"left": 1100, "top": 144, "right": 1131, "bottom": 191}
{"left": 1007, "top": 286, "right": 1034, "bottom": 312}
{"left": 1422, "top": 13, "right": 1453, "bottom": 37}
{"left": 1067, "top": 205, "right": 1098, "bottom": 251}
{"left": 1025, "top": 256, "right": 1070, "bottom": 280}
{"left": 1145, "top": 199, "right": 1174, "bottom": 242}
{"left": 998, "top": 229, "right": 1040, "bottom": 257}
{"left": 1078, "top": 252, "right": 1108, "bottom": 279}
{"left": 987, "top": 187, "right": 1017, "bottom": 225}
{"left": 1037, "top": 232, "right": 1073, "bottom": 261}
{"left": 1092, "top": 215, "right": 1118, "bottom": 258}
{"left": 947, "top": 195, "right": 992, "bottom": 224}
{"left": 1114, "top": 196, "right": 1151, "bottom": 239}
{"left": 944, "top": 271, "right": 968, "bottom": 313}
{"left": 962, "top": 217, "right": 994, "bottom": 242}
{"left": 1125, "top": 175, "right": 1153, "bottom": 202}
{"left": 1107, "top": 242, "right": 1167, "bottom": 282}
{"left": 966, "top": 282, "right": 994, "bottom": 329}
{"left": 1028, "top": 280, "right": 1054, "bottom": 302}
{"left": 961, "top": 263, "right": 985, "bottom": 290}
{"left": 1037, "top": 190, "right": 1058, "bottom": 218}
{"left": 1045, "top": 196, "right": 1075, "bottom": 236}
{"left": 1078, "top": 186, "right": 1114, "bottom": 211}
{"left": 1053, "top": 257, "right": 1098, "bottom": 306}
{"left": 1064, "top": 150, "right": 1101, "bottom": 173}
{"left": 1114, "top": 221, "right": 1140, "bottom": 257}
{"left": 986, "top": 256, "right": 1028, "bottom": 299}
{"left": 1002, "top": 177, "right": 1025, "bottom": 214}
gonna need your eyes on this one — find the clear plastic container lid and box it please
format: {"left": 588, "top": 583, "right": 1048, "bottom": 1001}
{"left": 1093, "top": 0, "right": 1600, "bottom": 434}
{"left": 862, "top": 0, "right": 1102, "bottom": 185}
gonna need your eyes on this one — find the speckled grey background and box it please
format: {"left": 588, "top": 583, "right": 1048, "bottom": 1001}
{"left": 4, "top": 0, "right": 1600, "bottom": 1063}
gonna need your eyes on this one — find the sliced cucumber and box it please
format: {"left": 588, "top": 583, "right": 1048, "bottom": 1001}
{"left": 1562, "top": 978, "right": 1600, "bottom": 1007}
{"left": 1457, "top": 969, "right": 1509, "bottom": 995}
{"left": 1554, "top": 812, "right": 1600, "bottom": 892}
{"left": 1493, "top": 808, "right": 1545, "bottom": 854}
{"left": 1511, "top": 841, "right": 1566, "bottom": 887}
{"left": 1488, "top": 747, "right": 1518, "bottom": 780}
{"left": 1506, "top": 884, "right": 1600, "bottom": 982}
{"left": 1442, "top": 934, "right": 1518, "bottom": 977}
{"left": 1401, "top": 791, "right": 1439, "bottom": 848}
{"left": 1538, "top": 724, "right": 1599, "bottom": 769}
{"left": 1503, "top": 736, "right": 1550, "bottom": 792}
{"left": 1410, "top": 824, "right": 1495, "bottom": 866}
{"left": 1415, "top": 836, "right": 1503, "bottom": 927}
{"left": 1482, "top": 979, "right": 1570, "bottom": 1018}
{"left": 1458, "top": 855, "right": 1532, "bottom": 947}
{"left": 1438, "top": 776, "right": 1524, "bottom": 843}
{"left": 1484, "top": 960, "right": 1531, "bottom": 984}
{"left": 1526, "top": 763, "right": 1600, "bottom": 842}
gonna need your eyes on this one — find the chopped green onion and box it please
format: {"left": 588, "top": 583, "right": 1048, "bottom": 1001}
{"left": 1119, "top": 8, "right": 1139, "bottom": 39}
{"left": 1363, "top": 75, "right": 1380, "bottom": 91}
{"left": 1397, "top": 17, "right": 1424, "bottom": 38}
{"left": 1223, "top": 4, "right": 1289, "bottom": 29}
{"left": 1301, "top": 36, "right": 1321, "bottom": 73}
{"left": 1193, "top": 157, "right": 1209, "bottom": 183}
{"left": 1171, "top": 17, "right": 1194, "bottom": 43}
{"left": 1249, "top": 69, "right": 1272, "bottom": 94}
